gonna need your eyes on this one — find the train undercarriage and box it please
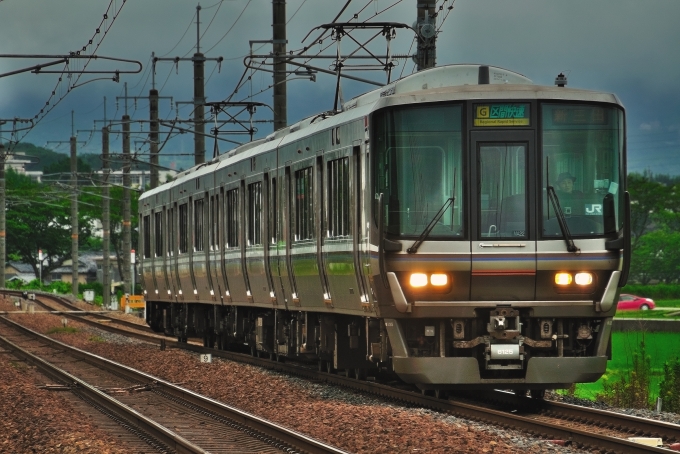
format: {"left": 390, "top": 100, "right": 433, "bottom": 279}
{"left": 146, "top": 301, "right": 611, "bottom": 391}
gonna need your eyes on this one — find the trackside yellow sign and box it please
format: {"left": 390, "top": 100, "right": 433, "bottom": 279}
{"left": 475, "top": 104, "right": 530, "bottom": 126}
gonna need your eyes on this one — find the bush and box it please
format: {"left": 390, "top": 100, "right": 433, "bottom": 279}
{"left": 596, "top": 339, "right": 652, "bottom": 409}
{"left": 47, "top": 281, "right": 72, "bottom": 295}
{"left": 659, "top": 358, "right": 680, "bottom": 412}
{"left": 79, "top": 281, "right": 103, "bottom": 296}
{"left": 622, "top": 284, "right": 680, "bottom": 300}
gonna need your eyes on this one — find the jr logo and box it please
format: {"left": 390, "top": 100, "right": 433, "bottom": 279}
{"left": 585, "top": 204, "right": 602, "bottom": 215}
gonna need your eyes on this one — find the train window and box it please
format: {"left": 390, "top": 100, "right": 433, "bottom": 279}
{"left": 225, "top": 188, "right": 239, "bottom": 248}
{"left": 478, "top": 143, "right": 527, "bottom": 238}
{"left": 373, "top": 103, "right": 463, "bottom": 237}
{"left": 168, "top": 207, "right": 175, "bottom": 256}
{"left": 294, "top": 167, "right": 314, "bottom": 241}
{"left": 210, "top": 195, "right": 219, "bottom": 250}
{"left": 179, "top": 203, "right": 189, "bottom": 254}
{"left": 154, "top": 212, "right": 163, "bottom": 257}
{"left": 143, "top": 215, "right": 151, "bottom": 259}
{"left": 328, "top": 157, "right": 350, "bottom": 237}
{"left": 541, "top": 104, "right": 624, "bottom": 237}
{"left": 270, "top": 177, "right": 278, "bottom": 243}
{"left": 194, "top": 199, "right": 204, "bottom": 252}
{"left": 248, "top": 182, "right": 262, "bottom": 246}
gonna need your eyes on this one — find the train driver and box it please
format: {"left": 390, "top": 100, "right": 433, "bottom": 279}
{"left": 555, "top": 172, "right": 584, "bottom": 215}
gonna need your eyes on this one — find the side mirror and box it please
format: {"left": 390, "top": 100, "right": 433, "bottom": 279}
{"left": 603, "top": 193, "right": 617, "bottom": 237}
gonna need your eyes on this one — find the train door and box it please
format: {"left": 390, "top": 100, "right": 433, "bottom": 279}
{"left": 267, "top": 172, "right": 287, "bottom": 306}
{"left": 245, "top": 177, "right": 270, "bottom": 304}
{"left": 353, "top": 145, "right": 371, "bottom": 306}
{"left": 161, "top": 207, "right": 172, "bottom": 300}
{"left": 290, "top": 160, "right": 326, "bottom": 306}
{"left": 470, "top": 130, "right": 537, "bottom": 300}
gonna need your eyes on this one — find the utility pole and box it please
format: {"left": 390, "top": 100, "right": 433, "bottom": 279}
{"left": 122, "top": 83, "right": 132, "bottom": 297}
{"left": 415, "top": 0, "right": 437, "bottom": 71}
{"left": 154, "top": 5, "right": 223, "bottom": 166}
{"left": 70, "top": 119, "right": 79, "bottom": 299}
{"left": 149, "top": 88, "right": 160, "bottom": 189}
{"left": 102, "top": 124, "right": 111, "bottom": 308}
{"left": 193, "top": 5, "right": 206, "bottom": 166}
{"left": 117, "top": 68, "right": 172, "bottom": 189}
{"left": 0, "top": 140, "right": 4, "bottom": 290}
{"left": 273, "top": 0, "right": 287, "bottom": 131}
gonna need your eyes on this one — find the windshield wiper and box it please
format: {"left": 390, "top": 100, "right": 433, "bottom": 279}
{"left": 547, "top": 185, "right": 579, "bottom": 253}
{"left": 407, "top": 197, "right": 455, "bottom": 254}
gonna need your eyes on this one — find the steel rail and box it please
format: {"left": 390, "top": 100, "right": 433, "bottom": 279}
{"left": 0, "top": 325, "right": 207, "bottom": 454}
{"left": 0, "top": 315, "right": 348, "bottom": 454}
{"left": 3, "top": 290, "right": 677, "bottom": 452}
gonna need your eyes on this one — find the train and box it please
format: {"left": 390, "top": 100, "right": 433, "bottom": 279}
{"left": 139, "top": 64, "right": 630, "bottom": 395}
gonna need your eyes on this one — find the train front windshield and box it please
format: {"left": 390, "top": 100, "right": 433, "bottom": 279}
{"left": 373, "top": 104, "right": 464, "bottom": 237}
{"left": 541, "top": 104, "right": 625, "bottom": 237}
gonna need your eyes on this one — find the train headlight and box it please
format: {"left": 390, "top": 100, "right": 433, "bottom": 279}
{"left": 410, "top": 273, "right": 428, "bottom": 288}
{"left": 430, "top": 273, "right": 448, "bottom": 286}
{"left": 575, "top": 272, "right": 593, "bottom": 286}
{"left": 554, "top": 273, "right": 572, "bottom": 285}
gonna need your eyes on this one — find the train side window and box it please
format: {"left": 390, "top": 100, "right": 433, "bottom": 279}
{"left": 154, "top": 212, "right": 163, "bottom": 257}
{"left": 225, "top": 188, "right": 239, "bottom": 248}
{"left": 143, "top": 215, "right": 151, "bottom": 259}
{"left": 328, "top": 157, "right": 350, "bottom": 238}
{"left": 194, "top": 199, "right": 204, "bottom": 252}
{"left": 168, "top": 207, "right": 175, "bottom": 256}
{"left": 179, "top": 203, "right": 189, "bottom": 254}
{"left": 248, "top": 182, "right": 262, "bottom": 246}
{"left": 270, "top": 177, "right": 278, "bottom": 244}
{"left": 294, "top": 167, "right": 314, "bottom": 241}
{"left": 210, "top": 195, "right": 219, "bottom": 250}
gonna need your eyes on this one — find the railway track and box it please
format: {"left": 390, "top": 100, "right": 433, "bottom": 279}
{"left": 0, "top": 313, "right": 346, "bottom": 454}
{"left": 5, "top": 290, "right": 680, "bottom": 452}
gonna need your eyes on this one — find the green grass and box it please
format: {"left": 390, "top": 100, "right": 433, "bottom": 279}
{"left": 573, "top": 331, "right": 680, "bottom": 401}
{"left": 615, "top": 310, "right": 680, "bottom": 319}
{"left": 652, "top": 299, "right": 680, "bottom": 308}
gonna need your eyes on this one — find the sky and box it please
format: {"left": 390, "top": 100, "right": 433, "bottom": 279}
{"left": 0, "top": 0, "right": 679, "bottom": 174}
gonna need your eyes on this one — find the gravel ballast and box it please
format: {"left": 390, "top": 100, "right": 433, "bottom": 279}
{"left": 0, "top": 296, "right": 638, "bottom": 453}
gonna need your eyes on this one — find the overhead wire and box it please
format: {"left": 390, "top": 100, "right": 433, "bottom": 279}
{"left": 11, "top": 0, "right": 128, "bottom": 151}
{"left": 203, "top": 0, "right": 253, "bottom": 55}
{"left": 159, "top": 10, "right": 198, "bottom": 58}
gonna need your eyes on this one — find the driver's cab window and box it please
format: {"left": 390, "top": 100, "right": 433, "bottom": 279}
{"left": 541, "top": 104, "right": 624, "bottom": 237}
{"left": 479, "top": 143, "right": 527, "bottom": 238}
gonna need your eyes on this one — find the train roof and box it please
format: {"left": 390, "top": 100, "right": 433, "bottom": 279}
{"left": 140, "top": 64, "right": 621, "bottom": 201}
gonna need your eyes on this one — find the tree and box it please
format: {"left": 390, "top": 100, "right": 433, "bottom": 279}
{"left": 43, "top": 156, "right": 93, "bottom": 183}
{"left": 630, "top": 229, "right": 680, "bottom": 284}
{"left": 628, "top": 173, "right": 667, "bottom": 250}
{"left": 5, "top": 169, "right": 94, "bottom": 278}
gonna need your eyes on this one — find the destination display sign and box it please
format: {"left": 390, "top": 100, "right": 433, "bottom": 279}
{"left": 474, "top": 103, "right": 530, "bottom": 126}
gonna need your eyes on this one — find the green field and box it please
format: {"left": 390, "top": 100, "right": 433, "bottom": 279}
{"left": 573, "top": 330, "right": 680, "bottom": 401}
{"left": 615, "top": 310, "right": 680, "bottom": 319}
{"left": 651, "top": 299, "right": 680, "bottom": 308}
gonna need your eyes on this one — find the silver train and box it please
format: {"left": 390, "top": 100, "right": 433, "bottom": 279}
{"left": 139, "top": 64, "right": 630, "bottom": 392}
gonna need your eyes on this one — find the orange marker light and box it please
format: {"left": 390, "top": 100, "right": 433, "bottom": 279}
{"left": 430, "top": 273, "right": 448, "bottom": 286}
{"left": 410, "top": 273, "right": 428, "bottom": 288}
{"left": 575, "top": 273, "right": 593, "bottom": 286}
{"left": 554, "top": 273, "right": 572, "bottom": 285}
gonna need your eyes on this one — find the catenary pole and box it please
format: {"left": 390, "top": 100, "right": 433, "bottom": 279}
{"left": 122, "top": 82, "right": 132, "bottom": 296}
{"left": 102, "top": 125, "right": 111, "bottom": 308}
{"left": 273, "top": 0, "right": 287, "bottom": 131}
{"left": 415, "top": 0, "right": 437, "bottom": 70}
{"left": 70, "top": 133, "right": 78, "bottom": 298}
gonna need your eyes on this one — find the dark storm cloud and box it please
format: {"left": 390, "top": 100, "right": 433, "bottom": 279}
{"left": 1, "top": 0, "right": 679, "bottom": 173}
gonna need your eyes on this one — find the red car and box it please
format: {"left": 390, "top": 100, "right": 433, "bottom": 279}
{"left": 617, "top": 294, "right": 656, "bottom": 311}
